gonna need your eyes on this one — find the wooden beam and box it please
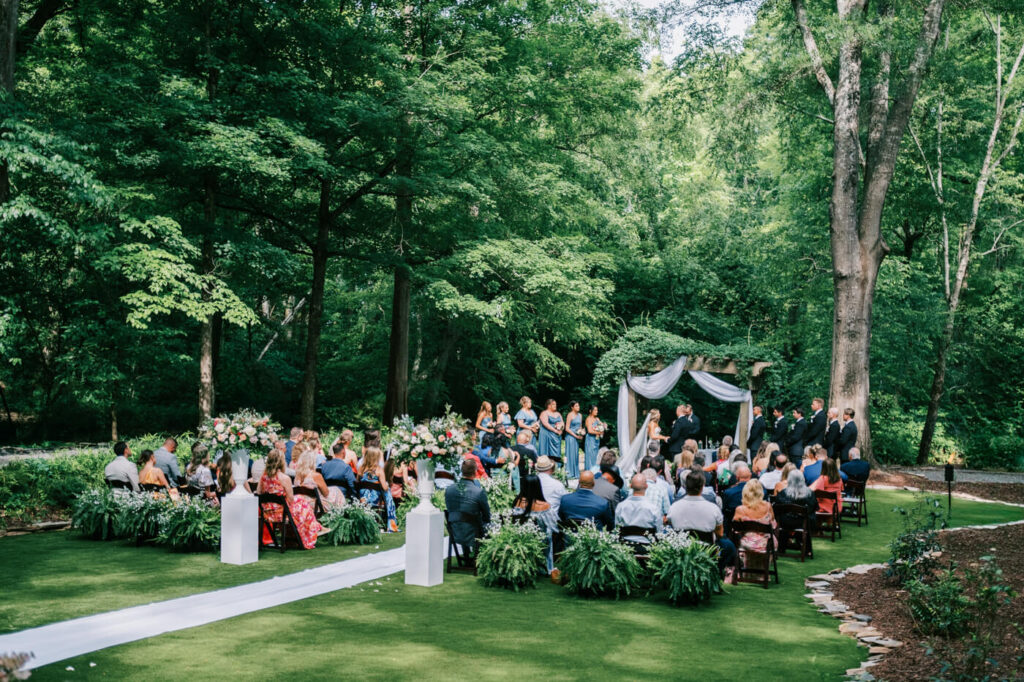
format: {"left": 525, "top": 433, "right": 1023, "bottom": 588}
{"left": 627, "top": 386, "right": 638, "bottom": 444}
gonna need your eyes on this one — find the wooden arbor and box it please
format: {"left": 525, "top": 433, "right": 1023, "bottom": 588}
{"left": 624, "top": 356, "right": 772, "bottom": 453}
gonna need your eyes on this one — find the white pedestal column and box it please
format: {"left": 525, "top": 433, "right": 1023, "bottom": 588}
{"left": 221, "top": 492, "right": 259, "bottom": 565}
{"left": 405, "top": 503, "right": 444, "bottom": 586}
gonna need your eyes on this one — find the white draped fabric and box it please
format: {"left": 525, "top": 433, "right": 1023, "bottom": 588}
{"left": 615, "top": 355, "right": 752, "bottom": 476}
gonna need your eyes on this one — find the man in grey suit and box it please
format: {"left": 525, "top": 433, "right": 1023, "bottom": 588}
{"left": 444, "top": 459, "right": 492, "bottom": 556}
{"left": 153, "top": 437, "right": 181, "bottom": 485}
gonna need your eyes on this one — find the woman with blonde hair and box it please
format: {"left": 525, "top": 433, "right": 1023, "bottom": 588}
{"left": 515, "top": 396, "right": 539, "bottom": 442}
{"left": 293, "top": 448, "right": 344, "bottom": 510}
{"left": 257, "top": 449, "right": 324, "bottom": 548}
{"left": 359, "top": 446, "right": 399, "bottom": 532}
{"left": 774, "top": 462, "right": 796, "bottom": 495}
{"left": 301, "top": 430, "right": 326, "bottom": 467}
{"left": 751, "top": 442, "right": 772, "bottom": 476}
{"left": 475, "top": 402, "right": 494, "bottom": 445}
{"left": 645, "top": 408, "right": 669, "bottom": 454}
{"left": 732, "top": 479, "right": 776, "bottom": 557}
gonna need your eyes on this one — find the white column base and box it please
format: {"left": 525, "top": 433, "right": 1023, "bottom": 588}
{"left": 221, "top": 493, "right": 259, "bottom": 565}
{"left": 404, "top": 504, "right": 444, "bottom": 587}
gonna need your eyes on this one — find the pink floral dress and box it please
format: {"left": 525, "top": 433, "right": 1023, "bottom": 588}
{"left": 260, "top": 473, "right": 323, "bottom": 549}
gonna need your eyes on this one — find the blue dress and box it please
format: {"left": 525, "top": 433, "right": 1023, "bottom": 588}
{"left": 514, "top": 408, "right": 538, "bottom": 442}
{"left": 477, "top": 416, "right": 493, "bottom": 445}
{"left": 584, "top": 418, "right": 602, "bottom": 471}
{"left": 538, "top": 413, "right": 563, "bottom": 461}
{"left": 564, "top": 413, "right": 582, "bottom": 478}
{"left": 359, "top": 472, "right": 398, "bottom": 532}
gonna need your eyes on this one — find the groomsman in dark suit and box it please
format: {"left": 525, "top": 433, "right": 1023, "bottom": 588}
{"left": 787, "top": 407, "right": 807, "bottom": 466}
{"left": 770, "top": 407, "right": 788, "bottom": 450}
{"left": 838, "top": 408, "right": 858, "bottom": 462}
{"left": 823, "top": 407, "right": 841, "bottom": 458}
{"left": 804, "top": 398, "right": 826, "bottom": 447}
{"left": 747, "top": 405, "right": 766, "bottom": 456}
{"left": 665, "top": 404, "right": 688, "bottom": 457}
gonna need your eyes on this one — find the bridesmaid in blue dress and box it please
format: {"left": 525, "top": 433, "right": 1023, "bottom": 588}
{"left": 515, "top": 396, "right": 539, "bottom": 445}
{"left": 563, "top": 401, "right": 583, "bottom": 479}
{"left": 475, "top": 401, "right": 494, "bottom": 445}
{"left": 537, "top": 399, "right": 563, "bottom": 462}
{"left": 584, "top": 405, "right": 603, "bottom": 472}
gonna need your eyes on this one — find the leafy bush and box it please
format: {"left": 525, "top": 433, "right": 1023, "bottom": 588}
{"left": 476, "top": 518, "right": 548, "bottom": 591}
{"left": 560, "top": 522, "right": 641, "bottom": 599}
{"left": 907, "top": 567, "right": 971, "bottom": 637}
{"left": 156, "top": 496, "right": 221, "bottom": 551}
{"left": 886, "top": 496, "right": 947, "bottom": 585}
{"left": 480, "top": 472, "right": 516, "bottom": 514}
{"left": 320, "top": 502, "right": 381, "bottom": 545}
{"left": 71, "top": 487, "right": 122, "bottom": 540}
{"left": 648, "top": 530, "right": 722, "bottom": 605}
{"left": 0, "top": 450, "right": 109, "bottom": 525}
{"left": 113, "top": 492, "right": 172, "bottom": 541}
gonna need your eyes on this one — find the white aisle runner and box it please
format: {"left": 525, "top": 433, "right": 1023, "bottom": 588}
{"left": 1, "top": 544, "right": 412, "bottom": 670}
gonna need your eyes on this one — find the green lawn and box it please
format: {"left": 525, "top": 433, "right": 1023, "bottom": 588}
{"left": 13, "top": 490, "right": 1024, "bottom": 681}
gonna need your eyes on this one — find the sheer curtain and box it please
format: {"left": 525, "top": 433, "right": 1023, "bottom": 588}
{"left": 689, "top": 370, "right": 753, "bottom": 445}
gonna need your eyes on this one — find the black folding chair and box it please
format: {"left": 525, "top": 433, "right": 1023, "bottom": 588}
{"left": 444, "top": 510, "right": 478, "bottom": 574}
{"left": 258, "top": 493, "right": 306, "bottom": 552}
{"left": 773, "top": 503, "right": 812, "bottom": 562}
{"left": 841, "top": 479, "right": 868, "bottom": 526}
{"left": 293, "top": 485, "right": 326, "bottom": 518}
{"left": 618, "top": 525, "right": 656, "bottom": 562}
{"left": 814, "top": 490, "right": 843, "bottom": 542}
{"left": 729, "top": 520, "right": 780, "bottom": 588}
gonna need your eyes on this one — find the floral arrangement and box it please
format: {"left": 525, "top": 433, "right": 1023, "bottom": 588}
{"left": 0, "top": 652, "right": 32, "bottom": 681}
{"left": 199, "top": 409, "right": 280, "bottom": 457}
{"left": 387, "top": 405, "right": 470, "bottom": 469}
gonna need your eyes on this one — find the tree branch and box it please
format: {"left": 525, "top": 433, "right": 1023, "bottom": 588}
{"left": 791, "top": 0, "right": 836, "bottom": 107}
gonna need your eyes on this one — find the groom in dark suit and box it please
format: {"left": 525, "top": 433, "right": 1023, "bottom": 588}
{"left": 665, "top": 404, "right": 688, "bottom": 457}
{"left": 838, "top": 408, "right": 859, "bottom": 463}
{"left": 748, "top": 405, "right": 766, "bottom": 456}
{"left": 804, "top": 398, "right": 826, "bottom": 447}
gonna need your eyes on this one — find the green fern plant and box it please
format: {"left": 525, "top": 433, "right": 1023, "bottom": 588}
{"left": 113, "top": 492, "right": 172, "bottom": 541}
{"left": 156, "top": 496, "right": 221, "bottom": 551}
{"left": 560, "top": 522, "right": 641, "bottom": 599}
{"left": 320, "top": 501, "right": 381, "bottom": 545}
{"left": 71, "top": 487, "right": 121, "bottom": 540}
{"left": 648, "top": 530, "right": 722, "bottom": 605}
{"left": 476, "top": 517, "right": 547, "bottom": 591}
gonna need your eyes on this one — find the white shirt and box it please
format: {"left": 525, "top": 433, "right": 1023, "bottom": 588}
{"left": 667, "top": 495, "right": 723, "bottom": 533}
{"left": 538, "top": 472, "right": 567, "bottom": 513}
{"left": 615, "top": 495, "right": 663, "bottom": 534}
{"left": 759, "top": 468, "right": 784, "bottom": 492}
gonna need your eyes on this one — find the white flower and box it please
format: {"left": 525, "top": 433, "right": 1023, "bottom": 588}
{"left": 244, "top": 425, "right": 256, "bottom": 437}
{"left": 214, "top": 422, "right": 226, "bottom": 433}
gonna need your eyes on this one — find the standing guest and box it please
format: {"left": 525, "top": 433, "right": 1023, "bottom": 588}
{"left": 838, "top": 409, "right": 858, "bottom": 463}
{"left": 748, "top": 405, "right": 767, "bottom": 457}
{"left": 775, "top": 469, "right": 817, "bottom": 558}
{"left": 537, "top": 399, "right": 564, "bottom": 463}
{"left": 322, "top": 443, "right": 358, "bottom": 501}
{"left": 583, "top": 405, "right": 604, "bottom": 472}
{"left": 770, "top": 407, "right": 789, "bottom": 451}
{"left": 751, "top": 442, "right": 771, "bottom": 476}
{"left": 787, "top": 408, "right": 807, "bottom": 466}
{"left": 534, "top": 456, "right": 567, "bottom": 513}
{"left": 445, "top": 459, "right": 492, "bottom": 556}
{"left": 810, "top": 457, "right": 844, "bottom": 515}
{"left": 563, "top": 401, "right": 584, "bottom": 479}
{"left": 732, "top": 479, "right": 777, "bottom": 564}
{"left": 823, "top": 408, "right": 841, "bottom": 459}
{"left": 139, "top": 449, "right": 179, "bottom": 501}
{"left": 295, "top": 449, "right": 344, "bottom": 509}
{"left": 359, "top": 446, "right": 399, "bottom": 532}
{"left": 594, "top": 451, "right": 626, "bottom": 511}
{"left": 646, "top": 409, "right": 669, "bottom": 454}
{"left": 559, "top": 472, "right": 614, "bottom": 530}
{"left": 512, "top": 474, "right": 560, "bottom": 578}
{"left": 804, "top": 398, "right": 826, "bottom": 447}
{"left": 285, "top": 427, "right": 303, "bottom": 466}
{"left": 186, "top": 443, "right": 218, "bottom": 505}
{"left": 665, "top": 405, "right": 688, "bottom": 458}
{"left": 667, "top": 468, "right": 737, "bottom": 576}
{"left": 258, "top": 449, "right": 324, "bottom": 548}
{"left": 153, "top": 438, "right": 181, "bottom": 486}
{"left": 615, "top": 474, "right": 664, "bottom": 539}
{"left": 758, "top": 452, "right": 788, "bottom": 493}
{"left": 515, "top": 396, "right": 539, "bottom": 443}
{"left": 475, "top": 402, "right": 494, "bottom": 445}
{"left": 841, "top": 447, "right": 871, "bottom": 482}
{"left": 104, "top": 441, "right": 140, "bottom": 492}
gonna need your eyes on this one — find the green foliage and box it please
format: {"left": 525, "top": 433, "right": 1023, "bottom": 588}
{"left": 0, "top": 450, "right": 108, "bottom": 525}
{"left": 476, "top": 518, "right": 548, "bottom": 591}
{"left": 560, "top": 522, "right": 641, "bottom": 599}
{"left": 479, "top": 473, "right": 516, "bottom": 514}
{"left": 113, "top": 492, "right": 172, "bottom": 541}
{"left": 71, "top": 487, "right": 121, "bottom": 540}
{"left": 155, "top": 497, "right": 221, "bottom": 552}
{"left": 886, "top": 496, "right": 948, "bottom": 585}
{"left": 907, "top": 567, "right": 971, "bottom": 637}
{"left": 319, "top": 502, "right": 382, "bottom": 546}
{"left": 647, "top": 530, "right": 722, "bottom": 605}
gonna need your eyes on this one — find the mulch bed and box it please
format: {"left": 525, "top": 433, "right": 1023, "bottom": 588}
{"left": 832, "top": 523, "right": 1024, "bottom": 681}
{"left": 870, "top": 469, "right": 1024, "bottom": 506}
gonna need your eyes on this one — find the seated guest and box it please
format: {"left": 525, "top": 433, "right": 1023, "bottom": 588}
{"left": 359, "top": 446, "right": 399, "bottom": 532}
{"left": 302, "top": 430, "right": 327, "bottom": 468}
{"left": 186, "top": 443, "right": 218, "bottom": 505}
{"left": 104, "top": 441, "right": 140, "bottom": 492}
{"left": 802, "top": 446, "right": 827, "bottom": 485}
{"left": 594, "top": 450, "right": 625, "bottom": 508}
{"left": 641, "top": 468, "right": 670, "bottom": 521}
{"left": 513, "top": 475, "right": 559, "bottom": 576}
{"left": 258, "top": 449, "right": 324, "bottom": 548}
{"left": 692, "top": 453, "right": 715, "bottom": 489}
{"left": 559, "top": 472, "right": 614, "bottom": 530}
{"left": 285, "top": 426, "right": 304, "bottom": 465}
{"left": 445, "top": 459, "right": 492, "bottom": 556}
{"left": 216, "top": 452, "right": 251, "bottom": 495}
{"left": 474, "top": 432, "right": 508, "bottom": 474}
{"left": 772, "top": 461, "right": 795, "bottom": 495}
{"left": 321, "top": 443, "right": 358, "bottom": 501}
{"left": 667, "top": 468, "right": 738, "bottom": 576}
{"left": 732, "top": 479, "right": 777, "bottom": 566}
{"left": 841, "top": 447, "right": 871, "bottom": 482}
{"left": 703, "top": 445, "right": 731, "bottom": 476}
{"left": 332, "top": 429, "right": 359, "bottom": 472}
{"left": 720, "top": 462, "right": 752, "bottom": 523}
{"left": 751, "top": 442, "right": 771, "bottom": 476}
{"left": 153, "top": 438, "right": 181, "bottom": 486}
{"left": 461, "top": 446, "right": 488, "bottom": 480}
{"left": 535, "top": 456, "right": 567, "bottom": 513}
{"left": 139, "top": 448, "right": 179, "bottom": 501}
{"left": 810, "top": 457, "right": 844, "bottom": 514}
{"left": 294, "top": 448, "right": 344, "bottom": 509}
{"left": 758, "top": 452, "right": 788, "bottom": 493}
{"left": 775, "top": 469, "right": 817, "bottom": 558}
{"left": 614, "top": 474, "right": 663, "bottom": 541}
{"left": 384, "top": 458, "right": 412, "bottom": 500}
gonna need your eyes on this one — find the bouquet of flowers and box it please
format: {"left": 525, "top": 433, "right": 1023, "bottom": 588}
{"left": 388, "top": 405, "right": 470, "bottom": 470}
{"left": 199, "top": 409, "right": 280, "bottom": 457}
{"left": 593, "top": 420, "right": 606, "bottom": 436}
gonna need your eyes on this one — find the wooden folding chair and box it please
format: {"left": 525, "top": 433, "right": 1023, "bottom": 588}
{"left": 814, "top": 490, "right": 842, "bottom": 542}
{"left": 729, "top": 520, "right": 780, "bottom": 588}
{"left": 293, "top": 485, "right": 326, "bottom": 518}
{"left": 840, "top": 479, "right": 868, "bottom": 526}
{"left": 258, "top": 493, "right": 304, "bottom": 553}
{"left": 356, "top": 480, "right": 389, "bottom": 527}
{"left": 773, "top": 503, "right": 812, "bottom": 562}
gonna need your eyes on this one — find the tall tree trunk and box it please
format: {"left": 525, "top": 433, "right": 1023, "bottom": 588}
{"left": 0, "top": 0, "right": 18, "bottom": 203}
{"left": 198, "top": 227, "right": 216, "bottom": 421}
{"left": 110, "top": 405, "right": 118, "bottom": 441}
{"left": 300, "top": 179, "right": 331, "bottom": 429}
{"left": 422, "top": 325, "right": 457, "bottom": 416}
{"left": 383, "top": 263, "right": 411, "bottom": 425}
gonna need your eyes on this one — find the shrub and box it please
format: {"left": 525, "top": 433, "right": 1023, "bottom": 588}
{"left": 156, "top": 496, "right": 221, "bottom": 551}
{"left": 476, "top": 518, "right": 548, "bottom": 591}
{"left": 560, "top": 522, "right": 641, "bottom": 599}
{"left": 907, "top": 566, "right": 971, "bottom": 637}
{"left": 479, "top": 472, "right": 516, "bottom": 514}
{"left": 886, "top": 496, "right": 947, "bottom": 585}
{"left": 648, "top": 530, "right": 722, "bottom": 605}
{"left": 320, "top": 502, "right": 381, "bottom": 545}
{"left": 113, "top": 492, "right": 172, "bottom": 541}
{"left": 71, "top": 487, "right": 121, "bottom": 540}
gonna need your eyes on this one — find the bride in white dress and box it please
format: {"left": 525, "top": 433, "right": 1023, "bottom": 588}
{"left": 644, "top": 408, "right": 669, "bottom": 455}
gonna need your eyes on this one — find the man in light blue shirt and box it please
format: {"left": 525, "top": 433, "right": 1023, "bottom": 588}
{"left": 614, "top": 474, "right": 663, "bottom": 541}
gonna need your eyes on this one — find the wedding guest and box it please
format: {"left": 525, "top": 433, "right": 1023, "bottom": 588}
{"left": 804, "top": 398, "right": 826, "bottom": 447}
{"left": 461, "top": 446, "right": 488, "bottom": 480}
{"left": 773, "top": 461, "right": 796, "bottom": 495}
{"left": 838, "top": 408, "right": 858, "bottom": 462}
{"left": 285, "top": 427, "right": 304, "bottom": 465}
{"left": 363, "top": 429, "right": 382, "bottom": 451}
{"left": 563, "top": 401, "right": 584, "bottom": 479}
{"left": 537, "top": 399, "right": 564, "bottom": 462}
{"left": 841, "top": 448, "right": 871, "bottom": 482}
{"left": 751, "top": 442, "right": 771, "bottom": 476}
{"left": 732, "top": 479, "right": 776, "bottom": 567}
{"left": 646, "top": 409, "right": 669, "bottom": 454}
{"left": 445, "top": 459, "right": 491, "bottom": 556}
{"left": 139, "top": 448, "right": 179, "bottom": 501}
{"left": 511, "top": 429, "right": 538, "bottom": 481}
{"left": 823, "top": 407, "right": 841, "bottom": 459}
{"left": 330, "top": 429, "right": 359, "bottom": 472}
{"left": 704, "top": 445, "right": 731, "bottom": 475}
{"left": 787, "top": 408, "right": 807, "bottom": 466}
{"left": 775, "top": 469, "right": 817, "bottom": 558}
{"left": 104, "top": 441, "right": 140, "bottom": 492}
{"left": 615, "top": 474, "right": 663, "bottom": 541}
{"left": 385, "top": 458, "right": 413, "bottom": 501}
{"left": 583, "top": 405, "right": 603, "bottom": 471}
{"left": 641, "top": 467, "right": 670, "bottom": 520}
{"left": 153, "top": 437, "right": 181, "bottom": 486}
{"left": 215, "top": 452, "right": 248, "bottom": 495}
{"left": 667, "top": 468, "right": 737, "bottom": 576}
{"left": 258, "top": 449, "right": 324, "bottom": 548}
{"left": 473, "top": 433, "right": 508, "bottom": 475}
{"left": 810, "top": 457, "right": 844, "bottom": 515}
{"left": 322, "top": 443, "right": 358, "bottom": 501}
{"left": 186, "top": 443, "right": 217, "bottom": 505}
{"left": 720, "top": 463, "right": 751, "bottom": 530}
{"left": 302, "top": 430, "right": 327, "bottom": 467}
{"left": 294, "top": 448, "right": 343, "bottom": 509}
{"left": 475, "top": 401, "right": 494, "bottom": 445}
{"left": 535, "top": 456, "right": 566, "bottom": 513}
{"left": 515, "top": 396, "right": 539, "bottom": 443}
{"left": 804, "top": 445, "right": 847, "bottom": 486}
{"left": 748, "top": 405, "right": 767, "bottom": 456}
{"left": 558, "top": 472, "right": 614, "bottom": 530}
{"left": 359, "top": 446, "right": 399, "bottom": 532}
{"left": 758, "top": 452, "right": 788, "bottom": 492}
{"left": 594, "top": 451, "right": 626, "bottom": 510}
